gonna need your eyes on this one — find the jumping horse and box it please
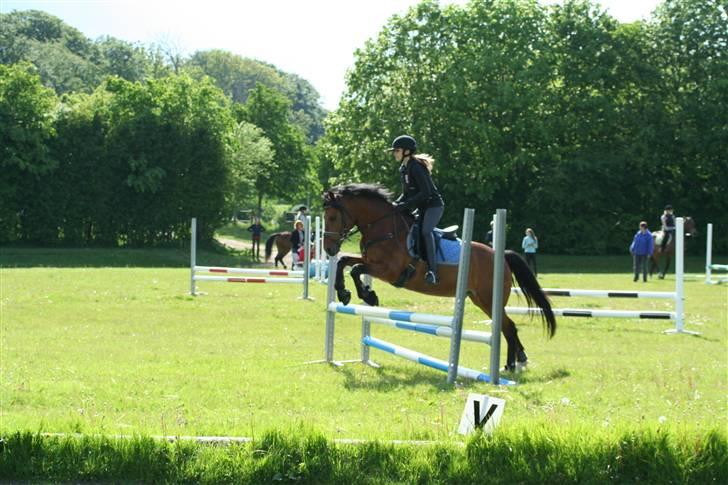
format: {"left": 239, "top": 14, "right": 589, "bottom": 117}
{"left": 649, "top": 217, "right": 696, "bottom": 279}
{"left": 322, "top": 183, "right": 556, "bottom": 371}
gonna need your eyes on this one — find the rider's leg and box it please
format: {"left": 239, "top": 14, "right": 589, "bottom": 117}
{"left": 420, "top": 206, "right": 444, "bottom": 284}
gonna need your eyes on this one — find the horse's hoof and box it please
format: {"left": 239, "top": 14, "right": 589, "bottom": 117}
{"left": 515, "top": 361, "right": 528, "bottom": 373}
{"left": 363, "top": 289, "right": 379, "bottom": 307}
{"left": 338, "top": 289, "right": 351, "bottom": 306}
{"left": 659, "top": 274, "right": 665, "bottom": 280}
{"left": 503, "top": 363, "right": 516, "bottom": 373}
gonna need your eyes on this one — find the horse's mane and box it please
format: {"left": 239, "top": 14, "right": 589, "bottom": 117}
{"left": 325, "top": 183, "right": 393, "bottom": 205}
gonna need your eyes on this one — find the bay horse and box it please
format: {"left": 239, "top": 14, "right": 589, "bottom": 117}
{"left": 265, "top": 232, "right": 292, "bottom": 268}
{"left": 649, "top": 217, "right": 696, "bottom": 279}
{"left": 322, "top": 183, "right": 556, "bottom": 372}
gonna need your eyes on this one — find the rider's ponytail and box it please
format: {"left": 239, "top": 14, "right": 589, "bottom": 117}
{"left": 415, "top": 154, "right": 434, "bottom": 173}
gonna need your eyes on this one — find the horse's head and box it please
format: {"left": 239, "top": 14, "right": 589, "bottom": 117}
{"left": 684, "top": 217, "right": 697, "bottom": 237}
{"left": 322, "top": 183, "right": 394, "bottom": 256}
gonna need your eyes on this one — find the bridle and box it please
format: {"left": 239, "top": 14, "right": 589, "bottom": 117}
{"left": 323, "top": 197, "right": 359, "bottom": 254}
{"left": 323, "top": 195, "right": 410, "bottom": 254}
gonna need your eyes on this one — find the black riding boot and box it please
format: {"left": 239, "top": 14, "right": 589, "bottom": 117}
{"left": 423, "top": 232, "right": 439, "bottom": 285}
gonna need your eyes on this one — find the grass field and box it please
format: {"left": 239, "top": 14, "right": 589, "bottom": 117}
{"left": 1, "top": 244, "right": 726, "bottom": 481}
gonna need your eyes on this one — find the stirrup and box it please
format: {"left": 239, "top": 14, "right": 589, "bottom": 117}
{"left": 425, "top": 270, "right": 439, "bottom": 285}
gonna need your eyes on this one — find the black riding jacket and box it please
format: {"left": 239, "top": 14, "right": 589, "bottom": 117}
{"left": 395, "top": 158, "right": 444, "bottom": 210}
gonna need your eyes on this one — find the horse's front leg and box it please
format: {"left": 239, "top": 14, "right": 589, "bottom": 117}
{"left": 350, "top": 263, "right": 379, "bottom": 306}
{"left": 335, "top": 255, "right": 361, "bottom": 305}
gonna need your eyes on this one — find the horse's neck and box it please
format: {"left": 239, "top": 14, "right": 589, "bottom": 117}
{"left": 351, "top": 201, "right": 408, "bottom": 241}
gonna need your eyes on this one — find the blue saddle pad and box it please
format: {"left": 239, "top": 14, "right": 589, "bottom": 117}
{"left": 407, "top": 227, "right": 463, "bottom": 265}
{"left": 436, "top": 235, "right": 463, "bottom": 265}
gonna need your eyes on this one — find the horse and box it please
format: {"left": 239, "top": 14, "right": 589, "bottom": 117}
{"left": 649, "top": 216, "right": 696, "bottom": 279}
{"left": 322, "top": 183, "right": 556, "bottom": 372}
{"left": 265, "top": 232, "right": 292, "bottom": 268}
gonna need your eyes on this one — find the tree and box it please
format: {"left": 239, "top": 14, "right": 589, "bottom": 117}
{"left": 185, "top": 49, "right": 326, "bottom": 142}
{"left": 228, "top": 121, "right": 275, "bottom": 217}
{"left": 239, "top": 83, "right": 317, "bottom": 207}
{"left": 0, "top": 63, "right": 58, "bottom": 242}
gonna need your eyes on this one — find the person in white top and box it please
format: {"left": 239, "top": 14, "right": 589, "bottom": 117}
{"left": 521, "top": 228, "right": 539, "bottom": 277}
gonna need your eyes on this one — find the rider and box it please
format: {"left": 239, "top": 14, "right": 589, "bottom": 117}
{"left": 660, "top": 205, "right": 676, "bottom": 252}
{"left": 290, "top": 220, "right": 305, "bottom": 268}
{"left": 388, "top": 135, "right": 444, "bottom": 285}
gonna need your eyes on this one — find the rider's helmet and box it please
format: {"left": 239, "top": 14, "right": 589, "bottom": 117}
{"left": 389, "top": 135, "right": 417, "bottom": 152}
{"left": 664, "top": 204, "right": 673, "bottom": 211}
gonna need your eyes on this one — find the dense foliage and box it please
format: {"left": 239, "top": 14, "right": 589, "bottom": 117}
{"left": 319, "top": 0, "right": 727, "bottom": 253}
{"left": 1, "top": 1, "right": 725, "bottom": 252}
{"left": 0, "top": 10, "right": 322, "bottom": 245}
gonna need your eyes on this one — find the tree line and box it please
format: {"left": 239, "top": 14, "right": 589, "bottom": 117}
{"left": 1, "top": 10, "right": 323, "bottom": 245}
{"left": 2, "top": 1, "right": 726, "bottom": 253}
{"left": 320, "top": 0, "right": 727, "bottom": 254}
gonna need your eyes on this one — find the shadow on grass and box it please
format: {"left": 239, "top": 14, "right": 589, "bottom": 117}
{"left": 0, "top": 241, "right": 259, "bottom": 268}
{"left": 514, "top": 367, "right": 571, "bottom": 385}
{"left": 338, "top": 365, "right": 484, "bottom": 392}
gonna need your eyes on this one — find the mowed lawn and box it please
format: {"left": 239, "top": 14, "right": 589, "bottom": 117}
{"left": 1, "top": 247, "right": 726, "bottom": 441}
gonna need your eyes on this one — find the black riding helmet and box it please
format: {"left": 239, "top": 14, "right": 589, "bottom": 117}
{"left": 388, "top": 135, "right": 417, "bottom": 152}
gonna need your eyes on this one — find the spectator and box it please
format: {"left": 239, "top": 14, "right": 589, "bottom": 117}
{"left": 630, "top": 221, "right": 653, "bottom": 282}
{"left": 521, "top": 228, "right": 538, "bottom": 276}
{"left": 247, "top": 216, "right": 266, "bottom": 260}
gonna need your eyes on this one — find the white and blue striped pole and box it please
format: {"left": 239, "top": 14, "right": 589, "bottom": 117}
{"left": 366, "top": 337, "right": 514, "bottom": 384}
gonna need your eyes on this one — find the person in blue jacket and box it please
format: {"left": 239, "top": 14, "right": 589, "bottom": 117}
{"left": 630, "top": 221, "right": 654, "bottom": 282}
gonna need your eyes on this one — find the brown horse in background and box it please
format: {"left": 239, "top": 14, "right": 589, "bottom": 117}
{"left": 322, "top": 183, "right": 556, "bottom": 372}
{"left": 649, "top": 217, "right": 696, "bottom": 279}
{"left": 265, "top": 232, "right": 292, "bottom": 268}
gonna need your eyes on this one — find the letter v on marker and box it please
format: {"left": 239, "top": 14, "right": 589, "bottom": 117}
{"left": 473, "top": 401, "right": 498, "bottom": 430}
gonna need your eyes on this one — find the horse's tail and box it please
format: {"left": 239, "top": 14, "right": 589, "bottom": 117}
{"left": 264, "top": 233, "right": 279, "bottom": 261}
{"left": 505, "top": 250, "right": 556, "bottom": 338}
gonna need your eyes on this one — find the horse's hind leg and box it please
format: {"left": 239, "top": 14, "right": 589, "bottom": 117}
{"left": 505, "top": 316, "right": 528, "bottom": 372}
{"left": 275, "top": 253, "right": 287, "bottom": 269}
{"left": 471, "top": 294, "right": 522, "bottom": 372}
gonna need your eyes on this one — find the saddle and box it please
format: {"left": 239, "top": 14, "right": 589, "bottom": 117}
{"left": 654, "top": 231, "right": 672, "bottom": 247}
{"left": 406, "top": 223, "right": 458, "bottom": 259}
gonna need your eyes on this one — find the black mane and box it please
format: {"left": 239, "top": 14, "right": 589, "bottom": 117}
{"left": 326, "top": 183, "right": 393, "bottom": 204}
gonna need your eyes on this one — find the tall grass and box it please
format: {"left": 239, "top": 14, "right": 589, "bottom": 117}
{"left": 0, "top": 428, "right": 724, "bottom": 483}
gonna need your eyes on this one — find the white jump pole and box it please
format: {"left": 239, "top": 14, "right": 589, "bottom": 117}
{"left": 446, "top": 208, "right": 475, "bottom": 384}
{"left": 665, "top": 217, "right": 698, "bottom": 335}
{"left": 706, "top": 223, "right": 714, "bottom": 284}
{"left": 301, "top": 215, "right": 311, "bottom": 300}
{"left": 315, "top": 216, "right": 321, "bottom": 281}
{"left": 489, "top": 209, "right": 506, "bottom": 385}
{"left": 191, "top": 217, "right": 197, "bottom": 296}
